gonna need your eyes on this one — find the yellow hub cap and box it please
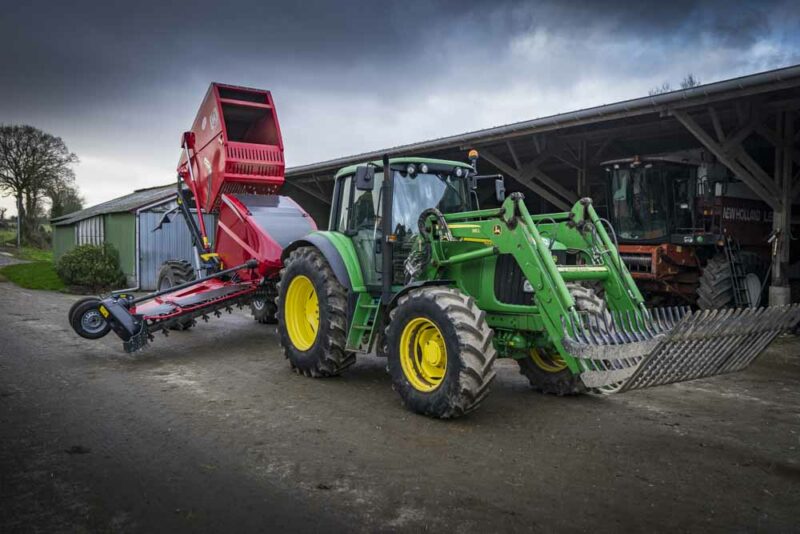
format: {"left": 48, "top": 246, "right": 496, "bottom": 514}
{"left": 530, "top": 348, "right": 568, "bottom": 373}
{"left": 399, "top": 317, "right": 447, "bottom": 392}
{"left": 285, "top": 275, "right": 319, "bottom": 351}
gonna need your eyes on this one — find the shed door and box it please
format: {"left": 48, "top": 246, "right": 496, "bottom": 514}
{"left": 138, "top": 207, "right": 216, "bottom": 290}
{"left": 75, "top": 216, "right": 104, "bottom": 245}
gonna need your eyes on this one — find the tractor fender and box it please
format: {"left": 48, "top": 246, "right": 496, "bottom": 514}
{"left": 385, "top": 280, "right": 455, "bottom": 315}
{"left": 281, "top": 232, "right": 366, "bottom": 292}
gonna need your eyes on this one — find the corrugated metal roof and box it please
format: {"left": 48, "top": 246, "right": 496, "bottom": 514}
{"left": 285, "top": 63, "right": 800, "bottom": 178}
{"left": 52, "top": 184, "right": 175, "bottom": 226}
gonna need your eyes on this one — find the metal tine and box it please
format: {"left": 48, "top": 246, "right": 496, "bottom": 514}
{"left": 615, "top": 311, "right": 633, "bottom": 343}
{"left": 722, "top": 307, "right": 776, "bottom": 372}
{"left": 689, "top": 308, "right": 739, "bottom": 380}
{"left": 595, "top": 313, "right": 612, "bottom": 344}
{"left": 628, "top": 310, "right": 647, "bottom": 342}
{"left": 723, "top": 310, "right": 775, "bottom": 374}
{"left": 576, "top": 314, "right": 590, "bottom": 344}
{"left": 633, "top": 311, "right": 652, "bottom": 340}
{"left": 641, "top": 308, "right": 658, "bottom": 336}
{"left": 586, "top": 314, "right": 603, "bottom": 345}
{"left": 711, "top": 310, "right": 765, "bottom": 375}
{"left": 654, "top": 307, "right": 669, "bottom": 331}
{"left": 625, "top": 311, "right": 640, "bottom": 342}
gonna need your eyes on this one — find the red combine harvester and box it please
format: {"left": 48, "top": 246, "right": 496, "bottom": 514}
{"left": 68, "top": 83, "right": 316, "bottom": 351}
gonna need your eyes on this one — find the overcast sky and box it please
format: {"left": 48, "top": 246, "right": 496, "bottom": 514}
{"left": 1, "top": 0, "right": 799, "bottom": 215}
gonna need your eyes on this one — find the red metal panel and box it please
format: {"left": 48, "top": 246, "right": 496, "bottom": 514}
{"left": 178, "top": 83, "right": 285, "bottom": 214}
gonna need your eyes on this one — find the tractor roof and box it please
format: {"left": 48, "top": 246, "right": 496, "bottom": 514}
{"left": 334, "top": 157, "right": 473, "bottom": 179}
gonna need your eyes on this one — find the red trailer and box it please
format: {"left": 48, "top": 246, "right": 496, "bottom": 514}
{"left": 69, "top": 83, "right": 316, "bottom": 351}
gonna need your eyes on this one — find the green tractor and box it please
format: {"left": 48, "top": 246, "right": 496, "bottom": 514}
{"left": 276, "top": 152, "right": 799, "bottom": 418}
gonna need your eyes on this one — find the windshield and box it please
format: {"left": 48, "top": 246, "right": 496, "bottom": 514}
{"left": 392, "top": 170, "right": 470, "bottom": 236}
{"left": 611, "top": 165, "right": 669, "bottom": 240}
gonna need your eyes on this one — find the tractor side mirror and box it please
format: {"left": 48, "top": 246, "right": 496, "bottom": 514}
{"left": 495, "top": 177, "right": 506, "bottom": 202}
{"left": 354, "top": 165, "right": 375, "bottom": 191}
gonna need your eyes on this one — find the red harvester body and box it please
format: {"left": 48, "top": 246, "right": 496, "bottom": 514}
{"left": 87, "top": 83, "right": 315, "bottom": 350}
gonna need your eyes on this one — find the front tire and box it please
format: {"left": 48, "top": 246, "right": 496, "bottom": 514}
{"left": 384, "top": 287, "right": 496, "bottom": 418}
{"left": 276, "top": 247, "right": 354, "bottom": 377}
{"left": 517, "top": 283, "right": 605, "bottom": 395}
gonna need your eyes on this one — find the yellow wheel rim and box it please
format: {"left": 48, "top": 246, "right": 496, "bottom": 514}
{"left": 530, "top": 348, "right": 568, "bottom": 373}
{"left": 399, "top": 317, "right": 447, "bottom": 392}
{"left": 284, "top": 275, "right": 319, "bottom": 351}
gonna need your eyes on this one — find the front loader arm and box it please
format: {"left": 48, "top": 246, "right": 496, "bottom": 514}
{"left": 422, "top": 193, "right": 800, "bottom": 394}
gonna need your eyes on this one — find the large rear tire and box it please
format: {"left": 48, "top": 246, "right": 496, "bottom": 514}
{"left": 697, "top": 253, "right": 766, "bottom": 309}
{"left": 276, "top": 247, "right": 355, "bottom": 377}
{"left": 384, "top": 287, "right": 496, "bottom": 418}
{"left": 516, "top": 283, "right": 606, "bottom": 395}
{"left": 156, "top": 260, "right": 196, "bottom": 330}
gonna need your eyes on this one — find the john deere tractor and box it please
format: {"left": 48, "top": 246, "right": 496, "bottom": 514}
{"left": 276, "top": 152, "right": 799, "bottom": 418}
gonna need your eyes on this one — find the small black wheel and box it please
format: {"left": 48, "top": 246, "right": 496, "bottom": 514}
{"left": 384, "top": 286, "right": 496, "bottom": 418}
{"left": 251, "top": 286, "right": 277, "bottom": 324}
{"left": 68, "top": 296, "right": 103, "bottom": 326}
{"left": 157, "top": 260, "right": 196, "bottom": 330}
{"left": 70, "top": 298, "right": 112, "bottom": 340}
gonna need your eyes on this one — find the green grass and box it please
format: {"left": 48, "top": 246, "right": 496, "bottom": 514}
{"left": 0, "top": 228, "right": 15, "bottom": 246}
{"left": 15, "top": 247, "right": 53, "bottom": 262}
{"left": 0, "top": 261, "right": 65, "bottom": 291}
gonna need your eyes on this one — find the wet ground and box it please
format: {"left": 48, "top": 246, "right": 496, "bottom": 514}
{"left": 1, "top": 282, "right": 799, "bottom": 532}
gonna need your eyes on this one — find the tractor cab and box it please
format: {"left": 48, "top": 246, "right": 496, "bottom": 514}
{"left": 329, "top": 157, "right": 477, "bottom": 288}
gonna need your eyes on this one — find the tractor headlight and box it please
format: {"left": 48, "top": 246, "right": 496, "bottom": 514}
{"left": 420, "top": 163, "right": 429, "bottom": 173}
{"left": 454, "top": 167, "right": 463, "bottom": 177}
{"left": 406, "top": 164, "right": 417, "bottom": 176}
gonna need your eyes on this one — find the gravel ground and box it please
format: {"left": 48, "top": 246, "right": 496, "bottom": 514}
{"left": 1, "top": 281, "right": 799, "bottom": 532}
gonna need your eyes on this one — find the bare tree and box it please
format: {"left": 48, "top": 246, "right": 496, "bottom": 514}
{"left": 649, "top": 73, "right": 701, "bottom": 96}
{"left": 680, "top": 73, "right": 701, "bottom": 89}
{"left": 49, "top": 182, "right": 84, "bottom": 219}
{"left": 0, "top": 125, "right": 78, "bottom": 247}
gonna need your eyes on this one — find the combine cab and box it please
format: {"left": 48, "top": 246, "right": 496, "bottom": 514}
{"left": 601, "top": 153, "right": 774, "bottom": 308}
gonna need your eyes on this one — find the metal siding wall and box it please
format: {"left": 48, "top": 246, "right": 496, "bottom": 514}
{"left": 138, "top": 209, "right": 216, "bottom": 290}
{"left": 104, "top": 213, "right": 136, "bottom": 284}
{"left": 76, "top": 216, "right": 104, "bottom": 245}
{"left": 52, "top": 224, "right": 76, "bottom": 261}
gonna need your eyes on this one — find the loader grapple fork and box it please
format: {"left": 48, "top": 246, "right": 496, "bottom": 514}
{"left": 563, "top": 304, "right": 800, "bottom": 392}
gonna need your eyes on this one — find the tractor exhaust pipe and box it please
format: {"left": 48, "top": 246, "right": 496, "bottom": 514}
{"left": 381, "top": 154, "right": 393, "bottom": 305}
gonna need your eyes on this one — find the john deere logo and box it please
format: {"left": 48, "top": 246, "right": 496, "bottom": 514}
{"left": 493, "top": 225, "right": 502, "bottom": 235}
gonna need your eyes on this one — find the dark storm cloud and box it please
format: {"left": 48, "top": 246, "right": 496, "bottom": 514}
{"left": 0, "top": 0, "right": 797, "bottom": 212}
{"left": 0, "top": 0, "right": 790, "bottom": 110}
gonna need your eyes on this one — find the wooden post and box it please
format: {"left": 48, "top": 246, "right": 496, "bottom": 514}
{"left": 769, "top": 111, "right": 793, "bottom": 305}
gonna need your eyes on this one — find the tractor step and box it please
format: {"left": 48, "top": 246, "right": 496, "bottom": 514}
{"left": 346, "top": 294, "right": 382, "bottom": 353}
{"left": 562, "top": 305, "right": 800, "bottom": 393}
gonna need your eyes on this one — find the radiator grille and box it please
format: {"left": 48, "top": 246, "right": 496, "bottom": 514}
{"left": 494, "top": 254, "right": 534, "bottom": 305}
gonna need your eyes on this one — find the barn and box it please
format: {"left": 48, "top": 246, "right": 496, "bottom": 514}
{"left": 51, "top": 185, "right": 215, "bottom": 290}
